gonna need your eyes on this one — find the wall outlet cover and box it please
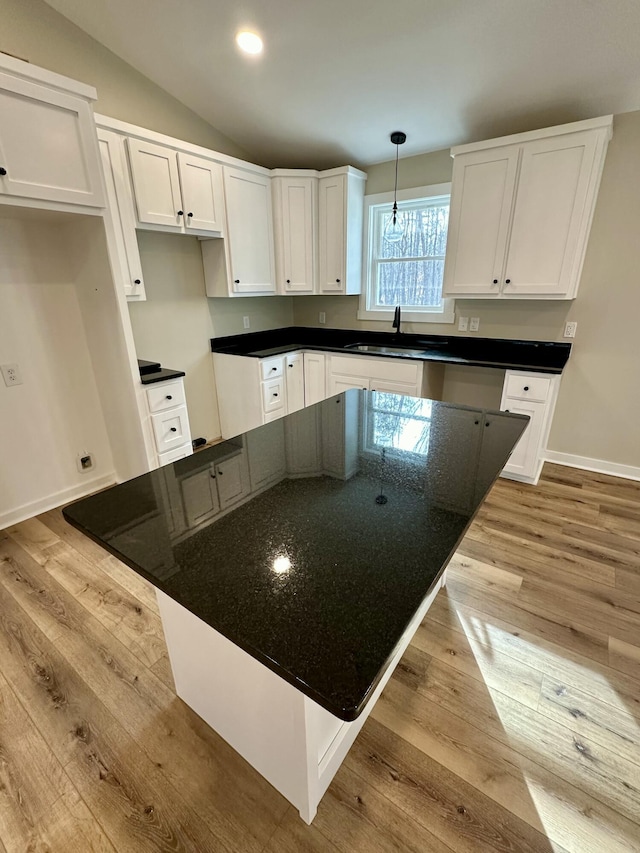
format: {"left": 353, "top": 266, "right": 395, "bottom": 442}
{"left": 319, "top": 312, "right": 326, "bottom": 324}
{"left": 242, "top": 316, "right": 250, "bottom": 329}
{"left": 470, "top": 317, "right": 480, "bottom": 332}
{"left": 76, "top": 452, "right": 95, "bottom": 473}
{"left": 458, "top": 316, "right": 468, "bottom": 331}
{"left": 1, "top": 363, "right": 22, "bottom": 386}
{"left": 564, "top": 321, "right": 577, "bottom": 338}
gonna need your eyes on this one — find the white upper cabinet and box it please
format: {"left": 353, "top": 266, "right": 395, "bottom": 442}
{"left": 0, "top": 55, "right": 104, "bottom": 210}
{"left": 205, "top": 166, "right": 276, "bottom": 296}
{"left": 318, "top": 167, "right": 366, "bottom": 295}
{"left": 98, "top": 129, "right": 145, "bottom": 300}
{"left": 272, "top": 172, "right": 317, "bottom": 294}
{"left": 127, "top": 138, "right": 224, "bottom": 235}
{"left": 443, "top": 116, "right": 613, "bottom": 300}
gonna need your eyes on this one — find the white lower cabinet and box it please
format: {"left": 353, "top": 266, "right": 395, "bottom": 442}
{"left": 179, "top": 450, "right": 250, "bottom": 531}
{"left": 246, "top": 419, "right": 287, "bottom": 491}
{"left": 285, "top": 353, "right": 305, "bottom": 412}
{"left": 303, "top": 353, "right": 327, "bottom": 405}
{"left": 144, "top": 377, "right": 193, "bottom": 467}
{"left": 499, "top": 370, "right": 560, "bottom": 484}
{"left": 327, "top": 355, "right": 424, "bottom": 397}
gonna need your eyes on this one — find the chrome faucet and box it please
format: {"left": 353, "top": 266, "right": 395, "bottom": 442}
{"left": 392, "top": 305, "right": 402, "bottom": 335}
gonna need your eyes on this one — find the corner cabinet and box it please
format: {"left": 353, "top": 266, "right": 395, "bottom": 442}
{"left": 0, "top": 54, "right": 104, "bottom": 211}
{"left": 318, "top": 167, "right": 366, "bottom": 295}
{"left": 443, "top": 115, "right": 613, "bottom": 300}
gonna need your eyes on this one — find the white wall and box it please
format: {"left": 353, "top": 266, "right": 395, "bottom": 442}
{"left": 0, "top": 215, "right": 116, "bottom": 527}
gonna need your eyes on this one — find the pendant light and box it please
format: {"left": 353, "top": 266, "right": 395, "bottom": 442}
{"left": 384, "top": 131, "right": 407, "bottom": 243}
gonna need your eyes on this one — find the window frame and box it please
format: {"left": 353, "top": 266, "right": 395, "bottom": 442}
{"left": 358, "top": 182, "right": 455, "bottom": 324}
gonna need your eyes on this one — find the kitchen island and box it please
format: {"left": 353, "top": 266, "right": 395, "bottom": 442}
{"left": 64, "top": 390, "right": 527, "bottom": 823}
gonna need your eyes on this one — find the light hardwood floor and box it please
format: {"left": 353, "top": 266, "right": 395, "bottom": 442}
{"left": 1, "top": 462, "right": 640, "bottom": 852}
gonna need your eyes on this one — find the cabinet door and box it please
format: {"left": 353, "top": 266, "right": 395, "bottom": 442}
{"left": 246, "top": 419, "right": 286, "bottom": 491}
{"left": 442, "top": 145, "right": 519, "bottom": 297}
{"left": 223, "top": 167, "right": 276, "bottom": 293}
{"left": 328, "top": 375, "right": 369, "bottom": 395}
{"left": 216, "top": 454, "right": 249, "bottom": 509}
{"left": 127, "top": 139, "right": 183, "bottom": 229}
{"left": 0, "top": 71, "right": 104, "bottom": 207}
{"left": 303, "top": 353, "right": 327, "bottom": 405}
{"left": 504, "top": 131, "right": 599, "bottom": 297}
{"left": 318, "top": 173, "right": 346, "bottom": 293}
{"left": 285, "top": 353, "right": 305, "bottom": 413}
{"left": 177, "top": 153, "right": 225, "bottom": 234}
{"left": 499, "top": 400, "right": 545, "bottom": 480}
{"left": 284, "top": 407, "right": 321, "bottom": 475}
{"left": 98, "top": 132, "right": 145, "bottom": 299}
{"left": 369, "top": 379, "right": 420, "bottom": 398}
{"left": 181, "top": 466, "right": 220, "bottom": 527}
{"left": 273, "top": 176, "right": 316, "bottom": 293}
{"left": 426, "top": 406, "right": 483, "bottom": 513}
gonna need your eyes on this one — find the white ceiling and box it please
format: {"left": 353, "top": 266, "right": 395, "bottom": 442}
{"left": 45, "top": 0, "right": 640, "bottom": 169}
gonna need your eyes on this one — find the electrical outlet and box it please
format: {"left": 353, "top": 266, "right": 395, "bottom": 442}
{"left": 564, "top": 321, "right": 577, "bottom": 338}
{"left": 1, "top": 363, "right": 22, "bottom": 386}
{"left": 319, "top": 312, "right": 326, "bottom": 324}
{"left": 76, "top": 452, "right": 94, "bottom": 473}
{"left": 458, "top": 316, "right": 468, "bottom": 332}
{"left": 243, "top": 316, "right": 250, "bottom": 329}
{"left": 470, "top": 317, "right": 480, "bottom": 332}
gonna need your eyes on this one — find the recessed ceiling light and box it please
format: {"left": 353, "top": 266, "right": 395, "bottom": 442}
{"left": 236, "top": 31, "right": 263, "bottom": 55}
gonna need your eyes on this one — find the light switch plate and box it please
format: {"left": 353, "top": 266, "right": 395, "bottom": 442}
{"left": 470, "top": 317, "right": 480, "bottom": 332}
{"left": 458, "top": 316, "right": 468, "bottom": 332}
{"left": 243, "top": 316, "right": 250, "bottom": 329}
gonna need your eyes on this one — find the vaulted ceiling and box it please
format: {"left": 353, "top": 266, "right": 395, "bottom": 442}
{"left": 45, "top": 0, "right": 640, "bottom": 169}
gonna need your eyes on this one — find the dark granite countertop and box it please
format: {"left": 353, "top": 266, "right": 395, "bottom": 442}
{"left": 210, "top": 326, "right": 571, "bottom": 374}
{"left": 137, "top": 359, "right": 186, "bottom": 385}
{"left": 63, "top": 391, "right": 528, "bottom": 721}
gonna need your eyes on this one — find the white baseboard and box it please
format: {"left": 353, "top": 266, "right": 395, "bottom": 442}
{"left": 0, "top": 472, "right": 117, "bottom": 530}
{"left": 545, "top": 451, "right": 640, "bottom": 482}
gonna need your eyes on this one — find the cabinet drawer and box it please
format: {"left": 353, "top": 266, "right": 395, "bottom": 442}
{"left": 151, "top": 405, "right": 191, "bottom": 452}
{"left": 146, "top": 379, "right": 186, "bottom": 413}
{"left": 503, "top": 372, "right": 551, "bottom": 403}
{"left": 260, "top": 356, "right": 284, "bottom": 380}
{"left": 262, "top": 378, "right": 284, "bottom": 414}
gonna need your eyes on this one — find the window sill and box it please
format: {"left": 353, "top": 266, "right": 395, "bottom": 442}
{"left": 357, "top": 299, "right": 455, "bottom": 325}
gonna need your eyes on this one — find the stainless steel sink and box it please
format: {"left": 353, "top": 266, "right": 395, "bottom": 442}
{"left": 344, "top": 343, "right": 427, "bottom": 357}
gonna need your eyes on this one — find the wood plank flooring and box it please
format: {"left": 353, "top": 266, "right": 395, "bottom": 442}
{"left": 1, "top": 461, "right": 640, "bottom": 851}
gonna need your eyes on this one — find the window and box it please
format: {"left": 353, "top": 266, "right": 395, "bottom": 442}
{"left": 363, "top": 393, "right": 433, "bottom": 458}
{"left": 358, "top": 183, "right": 454, "bottom": 323}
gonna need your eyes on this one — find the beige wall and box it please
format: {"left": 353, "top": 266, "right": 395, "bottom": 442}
{"left": 128, "top": 233, "right": 293, "bottom": 442}
{"left": 294, "top": 113, "right": 640, "bottom": 470}
{"left": 2, "top": 0, "right": 250, "bottom": 158}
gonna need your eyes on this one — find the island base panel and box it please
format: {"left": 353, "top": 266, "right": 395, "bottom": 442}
{"left": 155, "top": 571, "right": 446, "bottom": 823}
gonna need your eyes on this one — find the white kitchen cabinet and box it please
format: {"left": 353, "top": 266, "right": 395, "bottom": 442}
{"left": 303, "top": 353, "right": 327, "bottom": 405}
{"left": 272, "top": 172, "right": 317, "bottom": 294}
{"left": 98, "top": 129, "right": 146, "bottom": 300}
{"left": 318, "top": 167, "right": 366, "bottom": 295}
{"left": 443, "top": 115, "right": 613, "bottom": 300}
{"left": 328, "top": 355, "right": 424, "bottom": 398}
{"left": 285, "top": 353, "right": 305, "bottom": 413}
{"left": 215, "top": 453, "right": 250, "bottom": 509}
{"left": 204, "top": 167, "right": 276, "bottom": 296}
{"left": 246, "top": 419, "right": 287, "bottom": 492}
{"left": 144, "top": 377, "right": 193, "bottom": 467}
{"left": 0, "top": 54, "right": 104, "bottom": 210}
{"left": 181, "top": 465, "right": 221, "bottom": 528}
{"left": 321, "top": 393, "right": 359, "bottom": 480}
{"left": 127, "top": 138, "right": 224, "bottom": 235}
{"left": 499, "top": 370, "right": 560, "bottom": 484}
{"left": 284, "top": 408, "right": 322, "bottom": 476}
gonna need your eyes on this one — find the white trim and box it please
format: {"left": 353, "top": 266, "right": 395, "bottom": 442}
{"left": 359, "top": 183, "right": 455, "bottom": 324}
{"left": 0, "top": 473, "right": 117, "bottom": 530}
{"left": 451, "top": 115, "right": 613, "bottom": 157}
{"left": 544, "top": 451, "right": 640, "bottom": 482}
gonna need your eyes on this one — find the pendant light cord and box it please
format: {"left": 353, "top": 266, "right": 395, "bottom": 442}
{"left": 392, "top": 142, "right": 399, "bottom": 223}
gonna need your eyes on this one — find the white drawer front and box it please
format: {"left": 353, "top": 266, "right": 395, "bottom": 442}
{"left": 504, "top": 372, "right": 551, "bottom": 403}
{"left": 330, "top": 354, "right": 421, "bottom": 384}
{"left": 260, "top": 356, "right": 284, "bottom": 380}
{"left": 151, "top": 405, "right": 191, "bottom": 452}
{"left": 262, "top": 378, "right": 284, "bottom": 414}
{"left": 146, "top": 379, "right": 186, "bottom": 413}
{"left": 157, "top": 443, "right": 193, "bottom": 466}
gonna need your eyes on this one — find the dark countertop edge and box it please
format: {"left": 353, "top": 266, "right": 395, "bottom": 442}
{"left": 61, "top": 411, "right": 525, "bottom": 722}
{"left": 209, "top": 327, "right": 571, "bottom": 375}
{"left": 140, "top": 368, "right": 186, "bottom": 385}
